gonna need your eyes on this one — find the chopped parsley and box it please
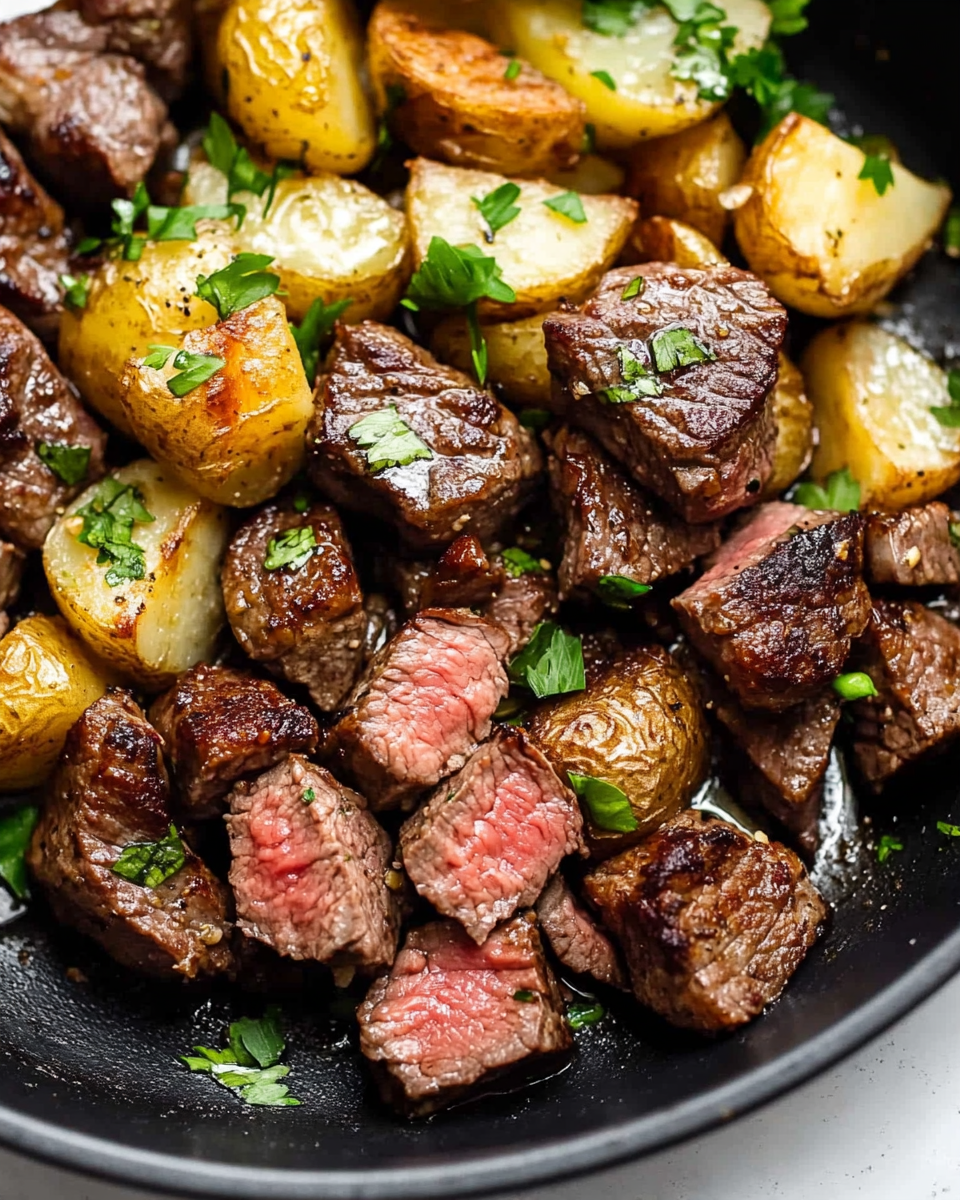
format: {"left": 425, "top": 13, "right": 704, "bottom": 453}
{"left": 502, "top": 547, "right": 544, "bottom": 577}
{"left": 937, "top": 821, "right": 960, "bottom": 838}
{"left": 263, "top": 526, "right": 317, "bottom": 571}
{"left": 202, "top": 112, "right": 296, "bottom": 216}
{"left": 876, "top": 834, "right": 903, "bottom": 864}
{"left": 766, "top": 0, "right": 811, "bottom": 35}
{"left": 370, "top": 83, "right": 407, "bottom": 173}
{"left": 144, "top": 345, "right": 225, "bottom": 397}
{"left": 944, "top": 208, "right": 960, "bottom": 258}
{"left": 182, "top": 1006, "right": 300, "bottom": 1107}
{"left": 292, "top": 494, "right": 310, "bottom": 514}
{"left": 290, "top": 296, "right": 352, "bottom": 383}
{"left": 518, "top": 408, "right": 551, "bottom": 430}
{"left": 581, "top": 0, "right": 652, "bottom": 36}
{"left": 0, "top": 806, "right": 39, "bottom": 901}
{"left": 832, "top": 672, "right": 878, "bottom": 702}
{"left": 651, "top": 327, "right": 717, "bottom": 372}
{"left": 60, "top": 272, "right": 91, "bottom": 312}
{"left": 112, "top": 824, "right": 185, "bottom": 889}
{"left": 472, "top": 183, "right": 522, "bottom": 241}
{"left": 794, "top": 466, "right": 861, "bottom": 512}
{"left": 75, "top": 477, "right": 155, "bottom": 587}
{"left": 596, "top": 574, "right": 651, "bottom": 608}
{"left": 145, "top": 202, "right": 246, "bottom": 242}
{"left": 622, "top": 275, "right": 646, "bottom": 301}
{"left": 566, "top": 999, "right": 605, "bottom": 1030}
{"left": 569, "top": 773, "right": 638, "bottom": 833}
{"left": 582, "top": 123, "right": 597, "bottom": 154}
{"left": 302, "top": 788, "right": 316, "bottom": 804}
{"left": 600, "top": 344, "right": 663, "bottom": 403}
{"left": 513, "top": 989, "right": 536, "bottom": 1002}
{"left": 504, "top": 58, "right": 522, "bottom": 81}
{"left": 36, "top": 442, "right": 91, "bottom": 487}
{"left": 543, "top": 191, "right": 588, "bottom": 224}
{"left": 669, "top": 1, "right": 739, "bottom": 102}
{"left": 858, "top": 152, "right": 895, "bottom": 197}
{"left": 508, "top": 622, "right": 585, "bottom": 699}
{"left": 348, "top": 406, "right": 433, "bottom": 472}
{"left": 196, "top": 252, "right": 281, "bottom": 320}
{"left": 929, "top": 369, "right": 960, "bottom": 428}
{"left": 590, "top": 69, "right": 617, "bottom": 90}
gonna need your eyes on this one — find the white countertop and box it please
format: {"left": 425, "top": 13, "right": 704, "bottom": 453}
{"left": 1, "top": 971, "right": 958, "bottom": 1200}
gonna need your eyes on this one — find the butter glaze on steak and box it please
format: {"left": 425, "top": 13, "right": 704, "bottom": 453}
{"left": 543, "top": 264, "right": 786, "bottom": 523}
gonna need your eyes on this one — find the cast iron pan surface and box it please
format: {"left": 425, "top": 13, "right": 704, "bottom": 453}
{"left": 2, "top": 0, "right": 960, "bottom": 1195}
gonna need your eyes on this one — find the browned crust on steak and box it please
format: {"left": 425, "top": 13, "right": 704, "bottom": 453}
{"left": 865, "top": 504, "right": 960, "bottom": 588}
{"left": 536, "top": 874, "right": 626, "bottom": 989}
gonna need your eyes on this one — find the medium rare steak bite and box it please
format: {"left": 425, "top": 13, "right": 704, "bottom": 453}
{"left": 400, "top": 727, "right": 583, "bottom": 944}
{"left": 547, "top": 425, "right": 721, "bottom": 601}
{"left": 672, "top": 501, "right": 871, "bottom": 712}
{"left": 0, "top": 304, "right": 106, "bottom": 550}
{"left": 226, "top": 755, "right": 400, "bottom": 972}
{"left": 221, "top": 500, "right": 367, "bottom": 711}
{"left": 585, "top": 809, "right": 826, "bottom": 1032}
{"left": 0, "top": 539, "right": 23, "bottom": 638}
{"left": 865, "top": 503, "right": 960, "bottom": 588}
{"left": 308, "top": 321, "right": 542, "bottom": 550}
{"left": 26, "top": 689, "right": 233, "bottom": 981}
{"left": 850, "top": 600, "right": 960, "bottom": 791}
{"left": 536, "top": 873, "right": 625, "bottom": 989}
{"left": 64, "top": 0, "right": 193, "bottom": 97}
{"left": 149, "top": 665, "right": 320, "bottom": 819}
{"left": 542, "top": 264, "right": 787, "bottom": 524}
{"left": 358, "top": 916, "right": 573, "bottom": 1117}
{"left": 325, "top": 608, "right": 510, "bottom": 811}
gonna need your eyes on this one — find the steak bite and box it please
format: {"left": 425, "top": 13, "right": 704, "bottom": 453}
{"left": 226, "top": 755, "right": 400, "bottom": 972}
{"left": 358, "top": 917, "right": 573, "bottom": 1117}
{"left": 326, "top": 608, "right": 510, "bottom": 811}
{"left": 26, "top": 689, "right": 233, "bottom": 980}
{"left": 865, "top": 503, "right": 960, "bottom": 588}
{"left": 585, "top": 810, "right": 826, "bottom": 1032}
{"left": 543, "top": 264, "right": 787, "bottom": 524}
{"left": 536, "top": 873, "right": 625, "bottom": 989}
{"left": 149, "top": 665, "right": 320, "bottom": 819}
{"left": 0, "top": 304, "right": 106, "bottom": 550}
{"left": 65, "top": 0, "right": 193, "bottom": 97}
{"left": 400, "top": 728, "right": 583, "bottom": 944}
{"left": 308, "top": 322, "right": 542, "bottom": 550}
{"left": 222, "top": 500, "right": 367, "bottom": 711}
{"left": 0, "top": 539, "right": 23, "bottom": 638}
{"left": 850, "top": 600, "right": 960, "bottom": 791}
{"left": 548, "top": 425, "right": 721, "bottom": 601}
{"left": 672, "top": 502, "right": 871, "bottom": 711}
{"left": 484, "top": 567, "right": 558, "bottom": 656}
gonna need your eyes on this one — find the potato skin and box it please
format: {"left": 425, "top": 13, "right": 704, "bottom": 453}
{"left": 734, "top": 114, "right": 952, "bottom": 318}
{"left": 621, "top": 215, "right": 727, "bottom": 269}
{"left": 761, "top": 353, "right": 813, "bottom": 500}
{"left": 58, "top": 223, "right": 235, "bottom": 434}
{"left": 431, "top": 312, "right": 552, "bottom": 408}
{"left": 120, "top": 296, "right": 313, "bottom": 507}
{"left": 0, "top": 615, "right": 113, "bottom": 792}
{"left": 216, "top": 0, "right": 376, "bottom": 175}
{"left": 369, "top": 2, "right": 585, "bottom": 177}
{"left": 528, "top": 645, "right": 709, "bottom": 857}
{"left": 625, "top": 112, "right": 746, "bottom": 246}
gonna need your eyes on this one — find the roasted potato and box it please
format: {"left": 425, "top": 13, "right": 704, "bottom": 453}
{"left": 802, "top": 323, "right": 960, "bottom": 510}
{"left": 0, "top": 615, "right": 113, "bottom": 792}
{"left": 488, "top": 0, "right": 770, "bottom": 150}
{"left": 369, "top": 1, "right": 585, "bottom": 177}
{"left": 762, "top": 354, "right": 814, "bottom": 500}
{"left": 624, "top": 112, "right": 747, "bottom": 246}
{"left": 183, "top": 162, "right": 410, "bottom": 323}
{"left": 407, "top": 158, "right": 637, "bottom": 319}
{"left": 120, "top": 297, "right": 313, "bottom": 507}
{"left": 58, "top": 223, "right": 236, "bottom": 434}
{"left": 44, "top": 460, "right": 229, "bottom": 689}
{"left": 215, "top": 0, "right": 376, "bottom": 175}
{"left": 735, "top": 114, "right": 953, "bottom": 318}
{"left": 548, "top": 154, "right": 626, "bottom": 197}
{"left": 528, "top": 645, "right": 709, "bottom": 857}
{"left": 622, "top": 215, "right": 727, "bottom": 268}
{"left": 431, "top": 311, "right": 551, "bottom": 408}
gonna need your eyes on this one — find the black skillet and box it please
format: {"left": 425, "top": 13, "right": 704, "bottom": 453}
{"left": 2, "top": 0, "right": 960, "bottom": 1195}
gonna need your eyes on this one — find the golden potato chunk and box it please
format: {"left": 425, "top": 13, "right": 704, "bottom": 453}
{"left": 431, "top": 312, "right": 552, "bottom": 408}
{"left": 622, "top": 215, "right": 727, "bottom": 268}
{"left": 369, "top": 1, "right": 585, "bottom": 177}
{"left": 803, "top": 323, "right": 960, "bottom": 510}
{"left": 762, "top": 354, "right": 814, "bottom": 500}
{"left": 735, "top": 114, "right": 952, "bottom": 318}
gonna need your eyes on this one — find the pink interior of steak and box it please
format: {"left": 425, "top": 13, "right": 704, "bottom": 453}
{"left": 698, "top": 502, "right": 835, "bottom": 587}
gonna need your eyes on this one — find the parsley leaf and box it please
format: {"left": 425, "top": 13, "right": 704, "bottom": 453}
{"left": 794, "top": 467, "right": 861, "bottom": 512}
{"left": 543, "top": 191, "right": 588, "bottom": 224}
{"left": 146, "top": 203, "right": 245, "bottom": 242}
{"left": 568, "top": 773, "right": 638, "bottom": 833}
{"left": 472, "top": 183, "right": 522, "bottom": 240}
{"left": 833, "top": 672, "right": 878, "bottom": 702}
{"left": 859, "top": 152, "right": 895, "bottom": 197}
{"left": 167, "top": 350, "right": 226, "bottom": 397}
{"left": 110, "top": 181, "right": 150, "bottom": 260}
{"left": 931, "top": 370, "right": 960, "bottom": 427}
{"left": 622, "top": 275, "right": 645, "bottom": 301}
{"left": 143, "top": 344, "right": 178, "bottom": 370}
{"left": 290, "top": 296, "right": 352, "bottom": 382}
{"left": 196, "top": 252, "right": 281, "bottom": 320}
{"left": 502, "top": 547, "right": 544, "bottom": 577}
{"left": 596, "top": 574, "right": 651, "bottom": 608}
{"left": 60, "top": 273, "right": 91, "bottom": 312}
{"left": 76, "top": 477, "right": 155, "bottom": 587}
{"left": 582, "top": 123, "right": 597, "bottom": 154}
{"left": 36, "top": 442, "right": 91, "bottom": 487}
{"left": 508, "top": 622, "right": 585, "bottom": 699}
{"left": 766, "top": 0, "right": 811, "bottom": 35}
{"left": 651, "top": 327, "right": 717, "bottom": 372}
{"left": 601, "top": 344, "right": 663, "bottom": 403}
{"left": 566, "top": 999, "right": 605, "bottom": 1030}
{"left": 0, "top": 806, "right": 39, "bottom": 901}
{"left": 513, "top": 989, "right": 536, "bottom": 1002}
{"left": 937, "top": 821, "right": 960, "bottom": 838}
{"left": 371, "top": 83, "right": 407, "bottom": 173}
{"left": 349, "top": 406, "right": 433, "bottom": 472}
{"left": 518, "top": 408, "right": 551, "bottom": 430}
{"left": 590, "top": 69, "right": 617, "bottom": 90}
{"left": 263, "top": 526, "right": 317, "bottom": 571}
{"left": 302, "top": 788, "right": 316, "bottom": 804}
{"left": 504, "top": 58, "right": 522, "bottom": 81}
{"left": 112, "top": 824, "right": 185, "bottom": 889}
{"left": 230, "top": 1009, "right": 285, "bottom": 1068}
{"left": 202, "top": 113, "right": 295, "bottom": 215}
{"left": 670, "top": 2, "right": 739, "bottom": 102}
{"left": 944, "top": 207, "right": 960, "bottom": 258}
{"left": 728, "top": 44, "right": 833, "bottom": 139}
{"left": 182, "top": 1006, "right": 300, "bottom": 1107}
{"left": 581, "top": 0, "right": 652, "bottom": 35}
{"left": 876, "top": 834, "right": 903, "bottom": 864}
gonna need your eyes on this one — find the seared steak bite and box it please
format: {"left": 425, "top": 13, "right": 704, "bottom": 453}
{"left": 358, "top": 916, "right": 572, "bottom": 1117}
{"left": 0, "top": 539, "right": 23, "bottom": 637}
{"left": 226, "top": 755, "right": 400, "bottom": 972}
{"left": 149, "top": 665, "right": 320, "bottom": 819}
{"left": 672, "top": 502, "right": 871, "bottom": 711}
{"left": 309, "top": 322, "right": 542, "bottom": 550}
{"left": 0, "top": 304, "right": 106, "bottom": 549}
{"left": 548, "top": 425, "right": 721, "bottom": 600}
{"left": 543, "top": 264, "right": 787, "bottom": 523}
{"left": 400, "top": 728, "right": 583, "bottom": 944}
{"left": 585, "top": 810, "right": 826, "bottom": 1032}
{"left": 27, "top": 690, "right": 233, "bottom": 980}
{"left": 222, "top": 500, "right": 367, "bottom": 711}
{"left": 326, "top": 608, "right": 510, "bottom": 811}
{"left": 851, "top": 600, "right": 960, "bottom": 791}
{"left": 865, "top": 503, "right": 960, "bottom": 587}
{"left": 484, "top": 567, "right": 558, "bottom": 656}
{"left": 536, "top": 874, "right": 625, "bottom": 989}
{"left": 65, "top": 0, "right": 193, "bottom": 96}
